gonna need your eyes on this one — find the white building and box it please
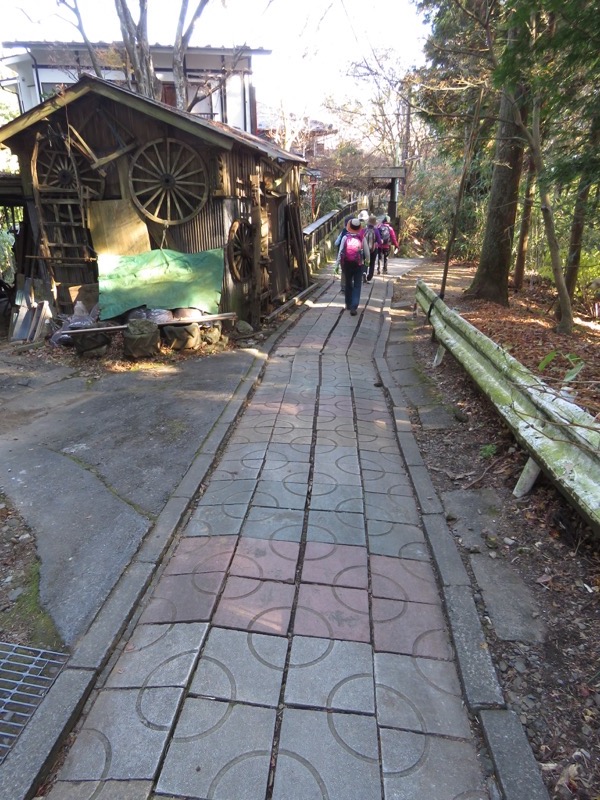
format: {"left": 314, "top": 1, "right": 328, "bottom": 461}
{"left": 0, "top": 41, "right": 267, "bottom": 134}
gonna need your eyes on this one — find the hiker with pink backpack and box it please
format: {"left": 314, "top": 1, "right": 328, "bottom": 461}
{"left": 338, "top": 217, "right": 370, "bottom": 316}
{"left": 376, "top": 215, "right": 398, "bottom": 274}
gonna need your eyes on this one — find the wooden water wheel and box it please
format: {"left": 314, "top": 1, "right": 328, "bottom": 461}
{"left": 227, "top": 219, "right": 254, "bottom": 283}
{"left": 35, "top": 136, "right": 105, "bottom": 198}
{"left": 128, "top": 138, "right": 209, "bottom": 225}
{"left": 31, "top": 131, "right": 102, "bottom": 313}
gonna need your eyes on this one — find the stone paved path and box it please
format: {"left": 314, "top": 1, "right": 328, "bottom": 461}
{"left": 45, "top": 272, "right": 490, "bottom": 799}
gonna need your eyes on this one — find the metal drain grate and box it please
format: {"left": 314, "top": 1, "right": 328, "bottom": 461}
{"left": 0, "top": 642, "right": 68, "bottom": 763}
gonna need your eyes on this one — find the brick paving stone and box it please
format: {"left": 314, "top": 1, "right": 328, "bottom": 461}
{"left": 271, "top": 418, "right": 314, "bottom": 439}
{"left": 229, "top": 538, "right": 300, "bottom": 582}
{"left": 283, "top": 389, "right": 317, "bottom": 404}
{"left": 156, "top": 698, "right": 276, "bottom": 799}
{"left": 196, "top": 478, "right": 257, "bottom": 507}
{"left": 380, "top": 729, "right": 488, "bottom": 800}
{"left": 364, "top": 491, "right": 419, "bottom": 525}
{"left": 272, "top": 708, "right": 381, "bottom": 800}
{"left": 366, "top": 520, "right": 429, "bottom": 560}
{"left": 361, "top": 470, "right": 413, "bottom": 496}
{"left": 106, "top": 623, "right": 207, "bottom": 688}
{"left": 285, "top": 636, "right": 374, "bottom": 712}
{"left": 269, "top": 429, "right": 313, "bottom": 446}
{"left": 163, "top": 536, "right": 237, "bottom": 575}
{"left": 372, "top": 597, "right": 453, "bottom": 659}
{"left": 227, "top": 426, "right": 272, "bottom": 444}
{"left": 371, "top": 556, "right": 441, "bottom": 604}
{"left": 295, "top": 583, "right": 370, "bottom": 642}
{"left": 138, "top": 572, "right": 225, "bottom": 624}
{"left": 317, "top": 406, "right": 354, "bottom": 425}
{"left": 357, "top": 419, "right": 397, "bottom": 442}
{"left": 375, "top": 652, "right": 472, "bottom": 738}
{"left": 314, "top": 430, "right": 359, "bottom": 448}
{"left": 306, "top": 509, "right": 366, "bottom": 545}
{"left": 244, "top": 401, "right": 282, "bottom": 415}
{"left": 355, "top": 407, "right": 390, "bottom": 423}
{"left": 59, "top": 687, "right": 182, "bottom": 781}
{"left": 260, "top": 459, "right": 311, "bottom": 483}
{"left": 315, "top": 420, "right": 357, "bottom": 439}
{"left": 301, "top": 542, "right": 368, "bottom": 588}
{"left": 263, "top": 442, "right": 312, "bottom": 461}
{"left": 317, "top": 395, "right": 353, "bottom": 412}
{"left": 358, "top": 441, "right": 406, "bottom": 459}
{"left": 312, "top": 452, "right": 362, "bottom": 487}
{"left": 190, "top": 627, "right": 287, "bottom": 706}
{"left": 209, "top": 458, "right": 262, "bottom": 481}
{"left": 252, "top": 479, "right": 309, "bottom": 509}
{"left": 45, "top": 781, "right": 153, "bottom": 799}
{"left": 239, "top": 417, "right": 280, "bottom": 439}
{"left": 359, "top": 451, "right": 408, "bottom": 476}
{"left": 218, "top": 441, "right": 269, "bottom": 460}
{"left": 185, "top": 503, "right": 247, "bottom": 537}
{"left": 240, "top": 507, "right": 305, "bottom": 542}
{"left": 213, "top": 576, "right": 295, "bottom": 635}
{"left": 313, "top": 443, "right": 359, "bottom": 459}
{"left": 309, "top": 484, "right": 364, "bottom": 514}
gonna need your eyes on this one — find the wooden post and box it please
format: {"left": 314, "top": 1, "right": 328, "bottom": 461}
{"left": 249, "top": 173, "right": 262, "bottom": 329}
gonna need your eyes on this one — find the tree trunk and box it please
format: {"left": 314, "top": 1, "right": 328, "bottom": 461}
{"left": 173, "top": 0, "right": 211, "bottom": 111}
{"left": 441, "top": 88, "right": 483, "bottom": 299}
{"left": 538, "top": 186, "right": 573, "bottom": 333}
{"left": 466, "top": 89, "right": 526, "bottom": 305}
{"left": 524, "top": 99, "right": 573, "bottom": 334}
{"left": 114, "top": 0, "right": 161, "bottom": 100}
{"left": 564, "top": 175, "right": 591, "bottom": 300}
{"left": 513, "top": 153, "right": 536, "bottom": 291}
{"left": 563, "top": 116, "right": 600, "bottom": 300}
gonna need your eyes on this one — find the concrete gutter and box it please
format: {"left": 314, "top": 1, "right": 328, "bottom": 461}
{"left": 415, "top": 279, "right": 600, "bottom": 536}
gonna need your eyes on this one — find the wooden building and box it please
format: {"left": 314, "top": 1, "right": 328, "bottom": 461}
{"left": 0, "top": 74, "right": 308, "bottom": 328}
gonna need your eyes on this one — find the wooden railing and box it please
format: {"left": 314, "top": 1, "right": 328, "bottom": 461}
{"left": 415, "top": 279, "right": 600, "bottom": 535}
{"left": 303, "top": 202, "right": 358, "bottom": 272}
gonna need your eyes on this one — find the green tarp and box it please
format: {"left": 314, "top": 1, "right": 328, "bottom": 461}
{"left": 98, "top": 248, "right": 224, "bottom": 320}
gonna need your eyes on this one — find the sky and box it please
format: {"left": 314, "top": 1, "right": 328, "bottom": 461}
{"left": 1, "top": 0, "right": 429, "bottom": 116}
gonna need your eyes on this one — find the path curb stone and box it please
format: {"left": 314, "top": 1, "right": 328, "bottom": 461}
{"left": 480, "top": 709, "right": 551, "bottom": 800}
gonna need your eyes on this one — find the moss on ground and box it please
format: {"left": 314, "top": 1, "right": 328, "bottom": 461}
{"left": 1, "top": 561, "right": 64, "bottom": 652}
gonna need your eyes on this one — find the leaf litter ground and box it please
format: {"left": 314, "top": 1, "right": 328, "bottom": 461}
{"left": 395, "top": 261, "right": 600, "bottom": 800}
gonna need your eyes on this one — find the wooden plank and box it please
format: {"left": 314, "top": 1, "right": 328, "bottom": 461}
{"left": 88, "top": 199, "right": 151, "bottom": 256}
{"left": 91, "top": 141, "right": 137, "bottom": 169}
{"left": 68, "top": 284, "right": 100, "bottom": 312}
{"left": 63, "top": 312, "right": 237, "bottom": 334}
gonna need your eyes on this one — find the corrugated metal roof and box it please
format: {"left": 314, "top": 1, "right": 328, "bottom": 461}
{"left": 1, "top": 41, "right": 270, "bottom": 56}
{"left": 0, "top": 75, "right": 305, "bottom": 164}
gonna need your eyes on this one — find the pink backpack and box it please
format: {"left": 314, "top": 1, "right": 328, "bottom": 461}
{"left": 343, "top": 233, "right": 363, "bottom": 265}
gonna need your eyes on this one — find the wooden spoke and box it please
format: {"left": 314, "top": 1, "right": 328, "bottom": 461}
{"left": 128, "top": 138, "right": 209, "bottom": 225}
{"left": 227, "top": 219, "right": 254, "bottom": 283}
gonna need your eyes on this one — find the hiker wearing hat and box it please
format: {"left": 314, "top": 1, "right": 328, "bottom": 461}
{"left": 376, "top": 215, "right": 399, "bottom": 274}
{"left": 334, "top": 213, "right": 368, "bottom": 291}
{"left": 364, "top": 215, "right": 383, "bottom": 282}
{"left": 338, "top": 217, "right": 370, "bottom": 316}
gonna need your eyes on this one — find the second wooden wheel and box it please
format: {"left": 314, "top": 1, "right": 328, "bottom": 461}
{"left": 227, "top": 220, "right": 254, "bottom": 283}
{"left": 129, "top": 138, "right": 208, "bottom": 225}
